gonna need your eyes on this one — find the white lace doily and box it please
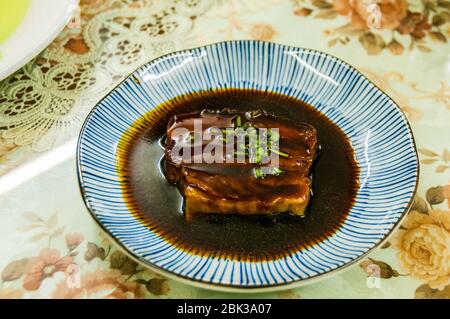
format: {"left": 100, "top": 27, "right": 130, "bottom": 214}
{"left": 0, "top": 0, "right": 212, "bottom": 153}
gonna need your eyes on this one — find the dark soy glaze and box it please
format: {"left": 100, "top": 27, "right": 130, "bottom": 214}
{"left": 116, "top": 88, "right": 360, "bottom": 261}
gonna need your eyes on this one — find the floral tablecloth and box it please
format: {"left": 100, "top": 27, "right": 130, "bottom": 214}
{"left": 0, "top": 0, "right": 448, "bottom": 299}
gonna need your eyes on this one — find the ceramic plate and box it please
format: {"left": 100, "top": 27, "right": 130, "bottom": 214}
{"left": 77, "top": 40, "right": 419, "bottom": 292}
{"left": 0, "top": 0, "right": 77, "bottom": 80}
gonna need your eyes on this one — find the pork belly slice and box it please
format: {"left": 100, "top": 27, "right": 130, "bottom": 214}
{"left": 164, "top": 110, "right": 318, "bottom": 221}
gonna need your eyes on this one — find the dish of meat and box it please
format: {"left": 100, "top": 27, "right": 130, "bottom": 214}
{"left": 114, "top": 89, "right": 359, "bottom": 259}
{"left": 77, "top": 41, "right": 419, "bottom": 292}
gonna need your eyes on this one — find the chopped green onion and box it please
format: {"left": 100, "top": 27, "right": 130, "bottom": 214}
{"left": 271, "top": 149, "right": 289, "bottom": 158}
{"left": 254, "top": 167, "right": 263, "bottom": 178}
{"left": 270, "top": 131, "right": 280, "bottom": 141}
{"left": 272, "top": 167, "right": 283, "bottom": 176}
{"left": 255, "top": 147, "right": 263, "bottom": 163}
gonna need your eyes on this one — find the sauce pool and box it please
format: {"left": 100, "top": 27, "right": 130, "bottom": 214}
{"left": 116, "top": 88, "right": 360, "bottom": 261}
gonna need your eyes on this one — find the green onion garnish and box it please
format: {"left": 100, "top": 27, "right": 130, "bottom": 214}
{"left": 254, "top": 167, "right": 263, "bottom": 178}
{"left": 271, "top": 149, "right": 289, "bottom": 158}
{"left": 272, "top": 167, "right": 283, "bottom": 175}
{"left": 270, "top": 131, "right": 280, "bottom": 141}
{"left": 218, "top": 117, "right": 290, "bottom": 165}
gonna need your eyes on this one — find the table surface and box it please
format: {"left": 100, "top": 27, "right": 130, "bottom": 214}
{"left": 0, "top": 0, "right": 449, "bottom": 299}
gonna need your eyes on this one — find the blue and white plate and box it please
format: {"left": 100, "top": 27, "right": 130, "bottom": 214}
{"left": 77, "top": 40, "right": 419, "bottom": 292}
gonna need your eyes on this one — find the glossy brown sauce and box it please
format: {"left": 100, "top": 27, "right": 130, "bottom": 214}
{"left": 116, "top": 89, "right": 360, "bottom": 261}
